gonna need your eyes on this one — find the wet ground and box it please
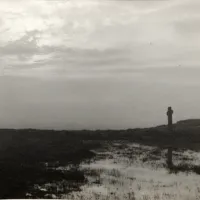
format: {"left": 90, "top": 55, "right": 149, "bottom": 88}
{"left": 61, "top": 142, "right": 200, "bottom": 200}
{"left": 2, "top": 128, "right": 200, "bottom": 198}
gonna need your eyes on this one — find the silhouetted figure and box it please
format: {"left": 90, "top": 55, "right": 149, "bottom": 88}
{"left": 167, "top": 106, "right": 173, "bottom": 131}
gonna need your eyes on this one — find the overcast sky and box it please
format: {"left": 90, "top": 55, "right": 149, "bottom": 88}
{"left": 0, "top": 0, "right": 200, "bottom": 129}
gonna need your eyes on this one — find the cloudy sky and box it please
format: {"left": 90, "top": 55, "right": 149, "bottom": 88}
{"left": 0, "top": 0, "right": 200, "bottom": 129}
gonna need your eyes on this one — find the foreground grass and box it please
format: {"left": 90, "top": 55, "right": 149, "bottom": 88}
{"left": 1, "top": 125, "right": 200, "bottom": 198}
{"left": 65, "top": 143, "right": 200, "bottom": 200}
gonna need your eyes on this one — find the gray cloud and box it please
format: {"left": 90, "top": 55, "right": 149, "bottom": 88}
{"left": 1, "top": 0, "right": 200, "bottom": 129}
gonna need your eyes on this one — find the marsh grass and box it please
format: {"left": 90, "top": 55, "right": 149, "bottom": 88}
{"left": 64, "top": 142, "right": 200, "bottom": 200}
{"left": 2, "top": 127, "right": 200, "bottom": 199}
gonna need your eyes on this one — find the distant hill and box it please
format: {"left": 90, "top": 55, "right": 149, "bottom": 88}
{"left": 176, "top": 119, "right": 200, "bottom": 127}
{"left": 1, "top": 119, "right": 200, "bottom": 150}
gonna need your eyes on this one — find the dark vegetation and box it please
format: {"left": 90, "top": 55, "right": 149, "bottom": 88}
{"left": 168, "top": 163, "right": 200, "bottom": 175}
{"left": 0, "top": 130, "right": 99, "bottom": 198}
{"left": 1, "top": 119, "right": 200, "bottom": 198}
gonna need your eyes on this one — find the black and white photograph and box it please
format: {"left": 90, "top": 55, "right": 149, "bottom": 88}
{"left": 1, "top": 0, "right": 200, "bottom": 199}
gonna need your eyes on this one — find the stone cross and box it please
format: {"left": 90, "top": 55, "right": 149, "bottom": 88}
{"left": 167, "top": 106, "right": 173, "bottom": 131}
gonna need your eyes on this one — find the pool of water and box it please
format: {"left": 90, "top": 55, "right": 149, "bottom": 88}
{"left": 63, "top": 143, "right": 200, "bottom": 200}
